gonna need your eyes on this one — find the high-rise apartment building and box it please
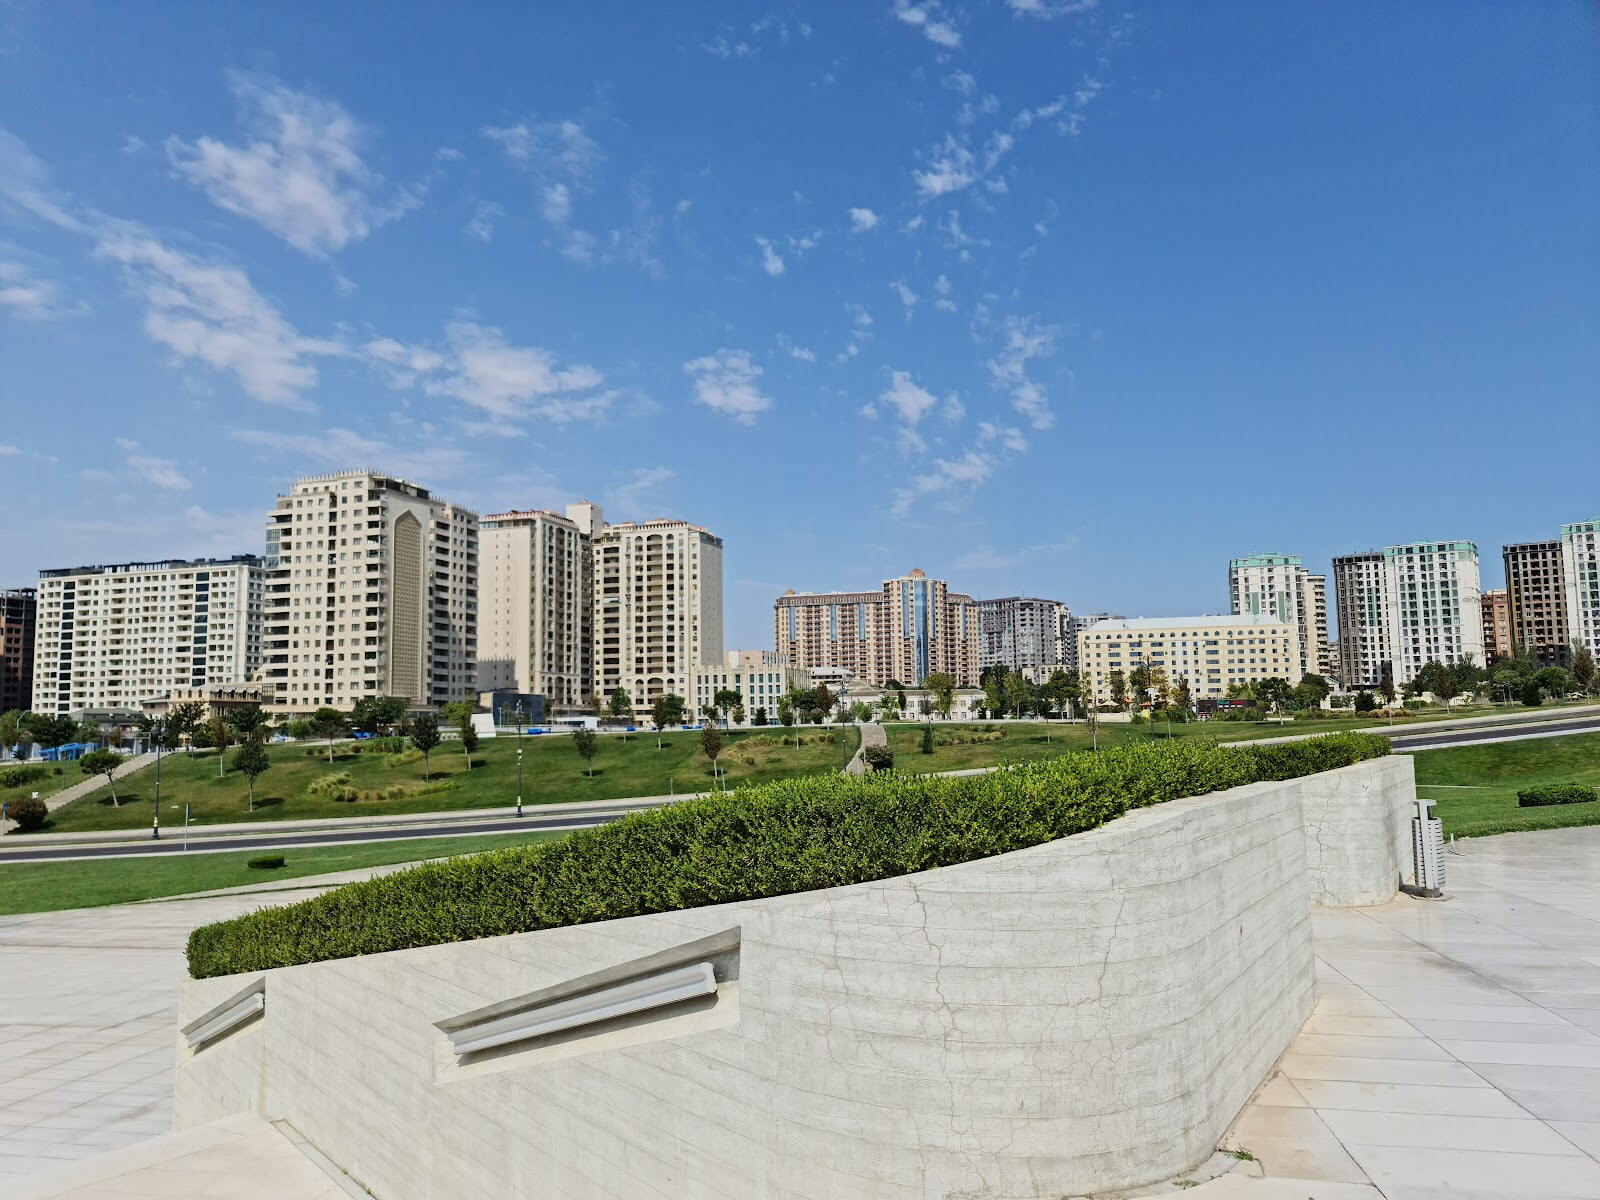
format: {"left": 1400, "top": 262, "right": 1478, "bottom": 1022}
{"left": 1228, "top": 554, "right": 1331, "bottom": 679}
{"left": 1503, "top": 540, "right": 1569, "bottom": 665}
{"left": 1332, "top": 541, "right": 1483, "bottom": 689}
{"left": 477, "top": 507, "right": 593, "bottom": 710}
{"left": 262, "top": 471, "right": 477, "bottom": 712}
{"left": 1560, "top": 519, "right": 1600, "bottom": 660}
{"left": 31, "top": 557, "right": 262, "bottom": 715}
{"left": 1480, "top": 588, "right": 1511, "bottom": 663}
{"left": 775, "top": 570, "right": 978, "bottom": 687}
{"left": 589, "top": 512, "right": 724, "bottom": 718}
{"left": 1076, "top": 614, "right": 1301, "bottom": 708}
{"left": 976, "top": 597, "right": 1068, "bottom": 674}
{"left": 0, "top": 587, "right": 37, "bottom": 713}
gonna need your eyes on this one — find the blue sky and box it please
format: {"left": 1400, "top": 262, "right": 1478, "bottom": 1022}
{"left": 1, "top": 1, "right": 1595, "bottom": 649}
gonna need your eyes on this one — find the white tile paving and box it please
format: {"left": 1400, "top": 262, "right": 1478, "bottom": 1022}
{"left": 3, "top": 822, "right": 1599, "bottom": 1197}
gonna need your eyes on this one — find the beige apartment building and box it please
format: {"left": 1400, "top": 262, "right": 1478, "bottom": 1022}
{"left": 1227, "top": 554, "right": 1331, "bottom": 679}
{"left": 1076, "top": 614, "right": 1302, "bottom": 708}
{"left": 31, "top": 556, "right": 263, "bottom": 716}
{"left": 774, "top": 569, "right": 979, "bottom": 688}
{"left": 589, "top": 510, "right": 724, "bottom": 718}
{"left": 1503, "top": 539, "right": 1569, "bottom": 665}
{"left": 477, "top": 507, "right": 593, "bottom": 710}
{"left": 262, "top": 471, "right": 477, "bottom": 713}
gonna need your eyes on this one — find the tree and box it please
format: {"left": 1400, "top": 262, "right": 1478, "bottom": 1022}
{"left": 700, "top": 725, "right": 723, "bottom": 785}
{"left": 607, "top": 688, "right": 633, "bottom": 736}
{"left": 1254, "top": 677, "right": 1291, "bottom": 713}
{"left": 0, "top": 709, "right": 24, "bottom": 761}
{"left": 408, "top": 713, "right": 441, "bottom": 776}
{"left": 310, "top": 708, "right": 346, "bottom": 764}
{"left": 850, "top": 701, "right": 874, "bottom": 723}
{"left": 920, "top": 723, "right": 935, "bottom": 755}
{"left": 777, "top": 697, "right": 796, "bottom": 745}
{"left": 1354, "top": 690, "right": 1378, "bottom": 713}
{"left": 1378, "top": 662, "right": 1396, "bottom": 706}
{"left": 731, "top": 703, "right": 746, "bottom": 726}
{"left": 285, "top": 717, "right": 314, "bottom": 741}
{"left": 571, "top": 728, "right": 598, "bottom": 777}
{"left": 166, "top": 700, "right": 207, "bottom": 748}
{"left": 232, "top": 740, "right": 270, "bottom": 812}
{"left": 753, "top": 707, "right": 768, "bottom": 726}
{"left": 23, "top": 713, "right": 76, "bottom": 752}
{"left": 1106, "top": 670, "right": 1130, "bottom": 712}
{"left": 651, "top": 693, "right": 686, "bottom": 748}
{"left": 982, "top": 672, "right": 1004, "bottom": 719}
{"left": 922, "top": 672, "right": 956, "bottom": 719}
{"left": 1003, "top": 669, "right": 1030, "bottom": 718}
{"left": 713, "top": 688, "right": 742, "bottom": 725}
{"left": 1040, "top": 669, "right": 1072, "bottom": 719}
{"left": 1521, "top": 679, "right": 1544, "bottom": 707}
{"left": 456, "top": 709, "right": 479, "bottom": 769}
{"left": 227, "top": 705, "right": 269, "bottom": 744}
{"left": 863, "top": 744, "right": 895, "bottom": 772}
{"left": 1171, "top": 675, "right": 1194, "bottom": 711}
{"left": 812, "top": 684, "right": 833, "bottom": 719}
{"left": 352, "top": 695, "right": 410, "bottom": 735}
{"left": 1534, "top": 666, "right": 1573, "bottom": 699}
{"left": 1448, "top": 657, "right": 1485, "bottom": 700}
{"left": 1571, "top": 643, "right": 1596, "bottom": 693}
{"left": 74, "top": 716, "right": 103, "bottom": 746}
{"left": 701, "top": 703, "right": 719, "bottom": 725}
{"left": 205, "top": 712, "right": 231, "bottom": 777}
{"left": 79, "top": 748, "right": 123, "bottom": 806}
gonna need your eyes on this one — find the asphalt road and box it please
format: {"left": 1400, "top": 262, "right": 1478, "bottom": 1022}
{"left": 1386, "top": 713, "right": 1600, "bottom": 750}
{"left": 8, "top": 711, "right": 1599, "bottom": 864}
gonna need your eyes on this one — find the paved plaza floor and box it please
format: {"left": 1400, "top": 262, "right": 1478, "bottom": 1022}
{"left": 2, "top": 827, "right": 1598, "bottom": 1198}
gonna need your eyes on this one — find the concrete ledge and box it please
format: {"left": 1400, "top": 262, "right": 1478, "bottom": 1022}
{"left": 175, "top": 756, "right": 1412, "bottom": 1199}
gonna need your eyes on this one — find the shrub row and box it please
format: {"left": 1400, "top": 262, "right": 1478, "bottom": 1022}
{"left": 1517, "top": 784, "right": 1598, "bottom": 808}
{"left": 186, "top": 732, "right": 1390, "bottom": 979}
{"left": 0, "top": 764, "right": 51, "bottom": 789}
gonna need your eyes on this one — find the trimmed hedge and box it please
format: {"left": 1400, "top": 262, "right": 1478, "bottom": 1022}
{"left": 186, "top": 732, "right": 1389, "bottom": 979}
{"left": 1517, "top": 784, "right": 1598, "bottom": 808}
{"left": 247, "top": 855, "right": 286, "bottom": 870}
{"left": 0, "top": 764, "right": 51, "bottom": 789}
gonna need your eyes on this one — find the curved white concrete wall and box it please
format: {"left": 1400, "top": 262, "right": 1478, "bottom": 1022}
{"left": 176, "top": 755, "right": 1413, "bottom": 1199}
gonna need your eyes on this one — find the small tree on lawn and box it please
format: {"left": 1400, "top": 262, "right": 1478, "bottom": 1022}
{"left": 456, "top": 709, "right": 479, "bottom": 769}
{"left": 166, "top": 700, "right": 207, "bottom": 749}
{"left": 778, "top": 697, "right": 796, "bottom": 746}
{"left": 700, "top": 724, "right": 723, "bottom": 786}
{"left": 607, "top": 687, "right": 633, "bottom": 737}
{"left": 409, "top": 713, "right": 441, "bottom": 777}
{"left": 651, "top": 693, "right": 685, "bottom": 749}
{"left": 227, "top": 704, "right": 269, "bottom": 745}
{"left": 232, "top": 740, "right": 270, "bottom": 812}
{"left": 753, "top": 706, "right": 768, "bottom": 726}
{"left": 920, "top": 723, "right": 935, "bottom": 755}
{"left": 863, "top": 743, "right": 895, "bottom": 772}
{"left": 922, "top": 672, "right": 956, "bottom": 719}
{"left": 310, "top": 707, "right": 346, "bottom": 764}
{"left": 206, "top": 712, "right": 231, "bottom": 777}
{"left": 572, "top": 728, "right": 598, "bottom": 777}
{"left": 1571, "top": 642, "right": 1596, "bottom": 693}
{"left": 79, "top": 748, "right": 123, "bottom": 806}
{"left": 713, "top": 689, "right": 742, "bottom": 726}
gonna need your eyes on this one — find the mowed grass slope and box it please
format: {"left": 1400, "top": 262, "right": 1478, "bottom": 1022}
{"left": 34, "top": 727, "right": 857, "bottom": 834}
{"left": 0, "top": 830, "right": 566, "bottom": 917}
{"left": 1412, "top": 730, "right": 1600, "bottom": 838}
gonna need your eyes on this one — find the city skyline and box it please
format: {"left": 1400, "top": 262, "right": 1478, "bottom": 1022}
{"left": 1, "top": 3, "right": 1597, "bottom": 650}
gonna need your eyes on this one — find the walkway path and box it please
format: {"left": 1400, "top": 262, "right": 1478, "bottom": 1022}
{"left": 6, "top": 826, "right": 1600, "bottom": 1197}
{"left": 843, "top": 722, "right": 884, "bottom": 775}
{"left": 0, "top": 754, "right": 159, "bottom": 835}
{"left": 1152, "top": 825, "right": 1600, "bottom": 1197}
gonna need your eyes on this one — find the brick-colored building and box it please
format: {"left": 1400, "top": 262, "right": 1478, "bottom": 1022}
{"left": 1503, "top": 540, "right": 1568, "bottom": 665}
{"left": 774, "top": 569, "right": 978, "bottom": 687}
{"left": 0, "top": 587, "right": 35, "bottom": 714}
{"left": 1480, "top": 588, "right": 1512, "bottom": 664}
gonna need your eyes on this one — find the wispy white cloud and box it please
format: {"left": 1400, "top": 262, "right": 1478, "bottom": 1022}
{"left": 482, "top": 116, "right": 602, "bottom": 179}
{"left": 892, "top": 1, "right": 961, "bottom": 48}
{"left": 881, "top": 369, "right": 941, "bottom": 425}
{"left": 1006, "top": 0, "right": 1099, "bottom": 18}
{"left": 892, "top": 451, "right": 995, "bottom": 516}
{"left": 754, "top": 235, "right": 785, "bottom": 276}
{"left": 464, "top": 200, "right": 503, "bottom": 242}
{"left": 848, "top": 207, "right": 879, "bottom": 232}
{"left": 778, "top": 333, "right": 816, "bottom": 362}
{"left": 609, "top": 465, "right": 675, "bottom": 517}
{"left": 115, "top": 438, "right": 192, "bottom": 490}
{"left": 987, "top": 315, "right": 1060, "bottom": 430}
{"left": 684, "top": 349, "right": 773, "bottom": 424}
{"left": 167, "top": 72, "right": 416, "bottom": 257}
{"left": 0, "top": 258, "right": 77, "bottom": 318}
{"left": 913, "top": 135, "right": 977, "bottom": 198}
{"left": 890, "top": 280, "right": 919, "bottom": 310}
{"left": 230, "top": 426, "right": 473, "bottom": 484}
{"left": 0, "top": 443, "right": 21, "bottom": 456}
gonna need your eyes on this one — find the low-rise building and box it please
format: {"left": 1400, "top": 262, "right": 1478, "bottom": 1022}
{"left": 693, "top": 657, "right": 812, "bottom": 724}
{"left": 1076, "top": 614, "right": 1302, "bottom": 708}
{"left": 141, "top": 685, "right": 265, "bottom": 722}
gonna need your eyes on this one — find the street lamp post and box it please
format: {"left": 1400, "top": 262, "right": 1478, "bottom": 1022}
{"left": 513, "top": 703, "right": 524, "bottom": 819}
{"left": 149, "top": 719, "right": 165, "bottom": 840}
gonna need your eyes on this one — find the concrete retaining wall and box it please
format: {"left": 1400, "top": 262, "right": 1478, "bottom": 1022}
{"left": 175, "top": 755, "right": 1413, "bottom": 1199}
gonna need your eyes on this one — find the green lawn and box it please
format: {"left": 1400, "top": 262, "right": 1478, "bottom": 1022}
{"left": 0, "top": 830, "right": 566, "bottom": 917}
{"left": 1412, "top": 730, "right": 1600, "bottom": 838}
{"left": 1, "top": 759, "right": 101, "bottom": 805}
{"left": 31, "top": 726, "right": 858, "bottom": 834}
